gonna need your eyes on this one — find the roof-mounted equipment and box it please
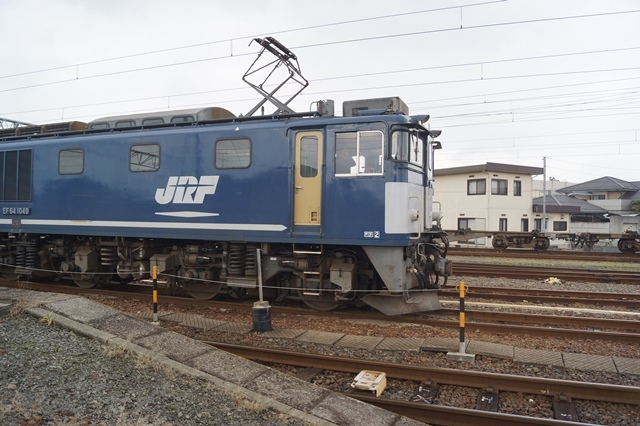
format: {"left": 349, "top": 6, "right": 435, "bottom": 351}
{"left": 243, "top": 37, "right": 309, "bottom": 116}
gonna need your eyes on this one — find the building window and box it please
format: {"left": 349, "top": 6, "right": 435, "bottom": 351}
{"left": 59, "top": 149, "right": 84, "bottom": 175}
{"left": 216, "top": 138, "right": 251, "bottom": 169}
{"left": 456, "top": 218, "right": 476, "bottom": 243}
{"left": 592, "top": 194, "right": 605, "bottom": 200}
{"left": 467, "top": 179, "right": 486, "bottom": 195}
{"left": 491, "top": 179, "right": 508, "bottom": 195}
{"left": 553, "top": 221, "right": 568, "bottom": 231}
{"left": 458, "top": 218, "right": 472, "bottom": 230}
{"left": 513, "top": 180, "right": 522, "bottom": 196}
{"left": 534, "top": 218, "right": 542, "bottom": 231}
{"left": 130, "top": 144, "right": 160, "bottom": 172}
{"left": 521, "top": 218, "right": 529, "bottom": 232}
{"left": 335, "top": 131, "right": 383, "bottom": 176}
{"left": 499, "top": 218, "right": 508, "bottom": 232}
{"left": 0, "top": 149, "right": 32, "bottom": 201}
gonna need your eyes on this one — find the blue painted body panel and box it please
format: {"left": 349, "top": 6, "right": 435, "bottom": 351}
{"left": 0, "top": 114, "right": 424, "bottom": 247}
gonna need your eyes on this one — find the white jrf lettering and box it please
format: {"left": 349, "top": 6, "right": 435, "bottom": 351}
{"left": 155, "top": 176, "right": 219, "bottom": 205}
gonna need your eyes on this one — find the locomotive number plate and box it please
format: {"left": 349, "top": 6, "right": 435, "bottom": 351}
{"left": 3, "top": 207, "right": 31, "bottom": 215}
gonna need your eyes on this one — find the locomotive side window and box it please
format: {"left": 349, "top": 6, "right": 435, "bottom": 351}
{"left": 59, "top": 149, "right": 84, "bottom": 175}
{"left": 216, "top": 138, "right": 251, "bottom": 169}
{"left": 0, "top": 149, "right": 32, "bottom": 201}
{"left": 391, "top": 129, "right": 424, "bottom": 167}
{"left": 335, "top": 130, "right": 382, "bottom": 176}
{"left": 130, "top": 144, "right": 160, "bottom": 172}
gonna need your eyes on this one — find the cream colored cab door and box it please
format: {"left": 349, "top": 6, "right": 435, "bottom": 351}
{"left": 294, "top": 131, "right": 323, "bottom": 226}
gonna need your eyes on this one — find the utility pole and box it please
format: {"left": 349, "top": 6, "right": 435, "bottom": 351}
{"left": 542, "top": 156, "right": 547, "bottom": 232}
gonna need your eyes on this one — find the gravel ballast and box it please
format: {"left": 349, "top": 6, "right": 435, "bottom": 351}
{"left": 0, "top": 312, "right": 308, "bottom": 426}
{"left": 1, "top": 268, "right": 639, "bottom": 425}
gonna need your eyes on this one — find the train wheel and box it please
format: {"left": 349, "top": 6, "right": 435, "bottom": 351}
{"left": 297, "top": 291, "right": 344, "bottom": 311}
{"left": 183, "top": 281, "right": 222, "bottom": 300}
{"left": 2, "top": 272, "right": 23, "bottom": 281}
{"left": 492, "top": 236, "right": 508, "bottom": 249}
{"left": 1, "top": 265, "right": 20, "bottom": 280}
{"left": 73, "top": 273, "right": 111, "bottom": 289}
{"left": 533, "top": 237, "right": 550, "bottom": 251}
{"left": 618, "top": 239, "right": 638, "bottom": 254}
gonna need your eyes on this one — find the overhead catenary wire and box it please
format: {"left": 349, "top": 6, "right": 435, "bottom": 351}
{"left": 2, "top": 3, "right": 638, "bottom": 183}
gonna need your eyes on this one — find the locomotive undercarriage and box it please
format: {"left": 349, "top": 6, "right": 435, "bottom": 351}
{"left": 0, "top": 234, "right": 451, "bottom": 315}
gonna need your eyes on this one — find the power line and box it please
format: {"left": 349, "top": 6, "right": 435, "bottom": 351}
{"left": 2, "top": 8, "right": 640, "bottom": 98}
{"left": 445, "top": 127, "right": 640, "bottom": 144}
{"left": 293, "top": 9, "right": 640, "bottom": 50}
{"left": 0, "top": 1, "right": 505, "bottom": 81}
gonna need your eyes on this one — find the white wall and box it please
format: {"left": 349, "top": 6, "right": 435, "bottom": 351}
{"left": 434, "top": 170, "right": 537, "bottom": 247}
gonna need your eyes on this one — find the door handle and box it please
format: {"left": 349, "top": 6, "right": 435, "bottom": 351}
{"left": 295, "top": 186, "right": 303, "bottom": 189}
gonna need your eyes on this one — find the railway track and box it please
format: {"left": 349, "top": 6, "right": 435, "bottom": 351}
{"left": 439, "top": 285, "right": 640, "bottom": 308}
{"left": 448, "top": 247, "right": 640, "bottom": 263}
{"left": 4, "top": 280, "right": 637, "bottom": 343}
{"left": 210, "top": 342, "right": 640, "bottom": 425}
{"left": 452, "top": 262, "right": 640, "bottom": 284}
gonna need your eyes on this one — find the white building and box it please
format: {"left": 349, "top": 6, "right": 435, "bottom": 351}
{"left": 433, "top": 164, "right": 640, "bottom": 249}
{"left": 433, "top": 162, "right": 543, "bottom": 247}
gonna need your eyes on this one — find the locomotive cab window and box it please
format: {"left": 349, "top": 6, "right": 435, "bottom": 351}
{"left": 391, "top": 129, "right": 424, "bottom": 168}
{"left": 130, "top": 144, "right": 160, "bottom": 172}
{"left": 335, "top": 130, "right": 383, "bottom": 176}
{"left": 216, "top": 138, "right": 251, "bottom": 169}
{"left": 59, "top": 149, "right": 84, "bottom": 175}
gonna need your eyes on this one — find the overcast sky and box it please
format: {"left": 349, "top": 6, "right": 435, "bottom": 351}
{"left": 1, "top": 0, "right": 639, "bottom": 184}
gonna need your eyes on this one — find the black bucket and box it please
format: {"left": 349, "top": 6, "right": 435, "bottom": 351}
{"left": 252, "top": 306, "right": 272, "bottom": 332}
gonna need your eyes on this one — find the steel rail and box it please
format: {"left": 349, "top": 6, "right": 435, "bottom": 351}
{"left": 452, "top": 263, "right": 640, "bottom": 284}
{"left": 440, "top": 320, "right": 640, "bottom": 342}
{"left": 439, "top": 289, "right": 640, "bottom": 308}
{"left": 440, "top": 309, "right": 640, "bottom": 332}
{"left": 448, "top": 247, "right": 640, "bottom": 263}
{"left": 351, "top": 395, "right": 586, "bottom": 426}
{"left": 440, "top": 285, "right": 640, "bottom": 300}
{"left": 209, "top": 342, "right": 640, "bottom": 405}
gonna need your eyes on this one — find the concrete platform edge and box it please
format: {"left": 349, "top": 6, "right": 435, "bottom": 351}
{"left": 23, "top": 306, "right": 338, "bottom": 426}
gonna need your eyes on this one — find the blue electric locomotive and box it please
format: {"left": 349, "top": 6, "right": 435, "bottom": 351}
{"left": 0, "top": 39, "right": 450, "bottom": 315}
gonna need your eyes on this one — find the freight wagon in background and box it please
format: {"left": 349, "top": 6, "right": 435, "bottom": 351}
{"left": 0, "top": 37, "right": 451, "bottom": 316}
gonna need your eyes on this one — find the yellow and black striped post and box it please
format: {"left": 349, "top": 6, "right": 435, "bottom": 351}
{"left": 457, "top": 282, "right": 468, "bottom": 354}
{"left": 152, "top": 266, "right": 159, "bottom": 323}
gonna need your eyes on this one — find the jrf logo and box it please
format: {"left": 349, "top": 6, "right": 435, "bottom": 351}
{"left": 155, "top": 176, "right": 219, "bottom": 205}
